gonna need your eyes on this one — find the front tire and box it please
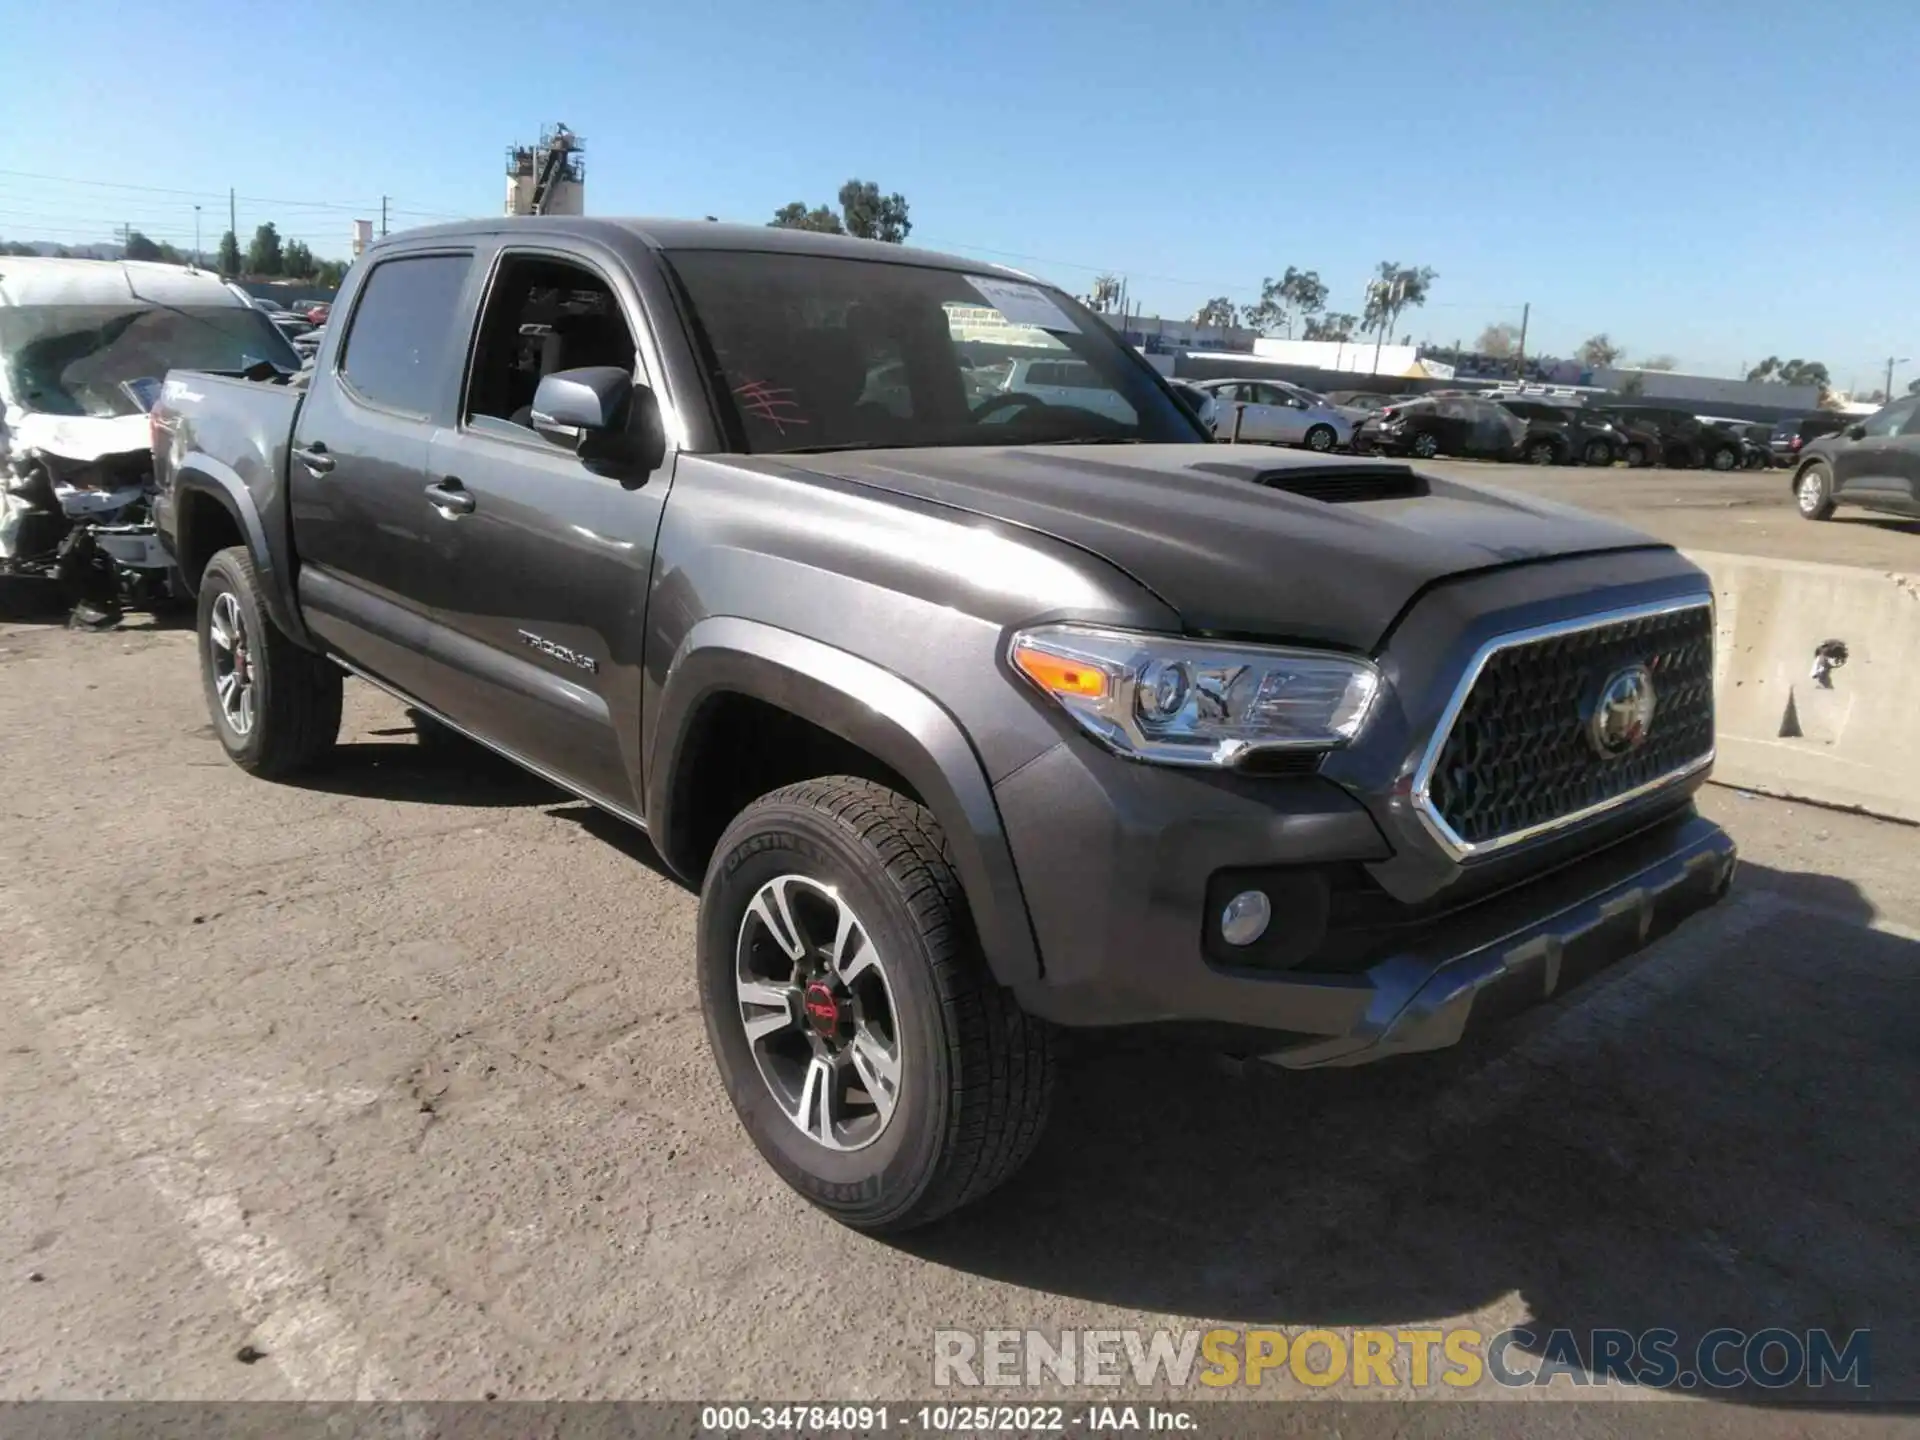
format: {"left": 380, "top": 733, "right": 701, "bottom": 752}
{"left": 1624, "top": 442, "right": 1648, "bottom": 468}
{"left": 1303, "top": 424, "right": 1337, "bottom": 453}
{"left": 1583, "top": 439, "right": 1615, "bottom": 466}
{"left": 1709, "top": 446, "right": 1738, "bottom": 472}
{"left": 1795, "top": 462, "right": 1836, "bottom": 520}
{"left": 698, "top": 777, "right": 1055, "bottom": 1232}
{"left": 1526, "top": 438, "right": 1560, "bottom": 466}
{"left": 196, "top": 546, "right": 341, "bottom": 776}
{"left": 1410, "top": 431, "right": 1440, "bottom": 459}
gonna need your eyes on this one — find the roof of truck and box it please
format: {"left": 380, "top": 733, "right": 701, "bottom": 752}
{"left": 368, "top": 216, "right": 1035, "bottom": 280}
{"left": 0, "top": 256, "right": 241, "bottom": 308}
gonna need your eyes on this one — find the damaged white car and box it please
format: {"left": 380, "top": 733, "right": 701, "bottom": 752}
{"left": 0, "top": 258, "right": 299, "bottom": 625}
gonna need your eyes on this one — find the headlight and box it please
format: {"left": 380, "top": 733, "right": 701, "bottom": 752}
{"left": 1008, "top": 625, "right": 1381, "bottom": 767}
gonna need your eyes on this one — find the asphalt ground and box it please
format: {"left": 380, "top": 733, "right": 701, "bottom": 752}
{"left": 0, "top": 464, "right": 1914, "bottom": 1430}
{"left": 1416, "top": 458, "right": 1919, "bottom": 570}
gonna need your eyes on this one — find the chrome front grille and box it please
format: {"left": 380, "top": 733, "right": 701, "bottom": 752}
{"left": 1414, "top": 598, "right": 1716, "bottom": 857}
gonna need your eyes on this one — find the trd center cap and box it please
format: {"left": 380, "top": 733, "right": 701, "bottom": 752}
{"left": 802, "top": 981, "right": 841, "bottom": 1039}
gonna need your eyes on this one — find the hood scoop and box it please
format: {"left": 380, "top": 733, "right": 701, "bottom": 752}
{"left": 1194, "top": 461, "right": 1430, "bottom": 504}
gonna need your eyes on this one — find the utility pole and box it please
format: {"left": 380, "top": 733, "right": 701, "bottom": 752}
{"left": 1514, "top": 302, "right": 1530, "bottom": 380}
{"left": 229, "top": 188, "right": 236, "bottom": 247}
{"left": 194, "top": 205, "right": 202, "bottom": 267}
{"left": 380, "top": 196, "right": 389, "bottom": 238}
{"left": 1886, "top": 356, "right": 1909, "bottom": 404}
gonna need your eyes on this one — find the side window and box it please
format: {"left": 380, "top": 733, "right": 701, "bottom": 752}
{"left": 465, "top": 252, "right": 638, "bottom": 430}
{"left": 1859, "top": 398, "right": 1917, "bottom": 438}
{"left": 338, "top": 254, "right": 472, "bottom": 416}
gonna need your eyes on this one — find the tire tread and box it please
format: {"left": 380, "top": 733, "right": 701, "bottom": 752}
{"left": 715, "top": 776, "right": 1055, "bottom": 1230}
{"left": 202, "top": 546, "right": 341, "bottom": 777}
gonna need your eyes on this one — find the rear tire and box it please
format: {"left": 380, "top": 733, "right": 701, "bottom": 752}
{"left": 1624, "top": 442, "right": 1648, "bottom": 468}
{"left": 698, "top": 777, "right": 1055, "bottom": 1232}
{"left": 196, "top": 546, "right": 341, "bottom": 777}
{"left": 1526, "top": 438, "right": 1560, "bottom": 466}
{"left": 1410, "top": 431, "right": 1440, "bottom": 459}
{"left": 1709, "top": 446, "right": 1738, "bottom": 472}
{"left": 1303, "top": 424, "right": 1336, "bottom": 453}
{"left": 1795, "top": 462, "right": 1836, "bottom": 521}
{"left": 1583, "top": 439, "right": 1614, "bottom": 466}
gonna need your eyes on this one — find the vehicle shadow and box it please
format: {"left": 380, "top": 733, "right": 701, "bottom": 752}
{"left": 0, "top": 576, "right": 193, "bottom": 631}
{"left": 289, "top": 735, "right": 568, "bottom": 808}
{"left": 1833, "top": 515, "right": 1920, "bottom": 537}
{"left": 900, "top": 857, "right": 1916, "bottom": 1406}
{"left": 544, "top": 800, "right": 687, "bottom": 887}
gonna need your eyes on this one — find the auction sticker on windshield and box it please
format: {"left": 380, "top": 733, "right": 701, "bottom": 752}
{"left": 967, "top": 277, "right": 1078, "bottom": 332}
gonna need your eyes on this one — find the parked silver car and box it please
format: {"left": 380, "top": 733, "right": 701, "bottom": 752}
{"left": 1191, "top": 378, "right": 1355, "bottom": 451}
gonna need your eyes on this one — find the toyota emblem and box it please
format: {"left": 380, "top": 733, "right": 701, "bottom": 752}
{"left": 1587, "top": 665, "right": 1657, "bottom": 758}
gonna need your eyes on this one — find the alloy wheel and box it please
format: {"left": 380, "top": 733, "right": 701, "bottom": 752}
{"left": 735, "top": 874, "right": 902, "bottom": 1152}
{"left": 207, "top": 591, "right": 256, "bottom": 737}
{"left": 1798, "top": 470, "right": 1826, "bottom": 515}
{"left": 1412, "top": 433, "right": 1438, "bottom": 458}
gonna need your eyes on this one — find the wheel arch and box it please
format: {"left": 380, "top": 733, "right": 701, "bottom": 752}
{"left": 647, "top": 618, "right": 1042, "bottom": 988}
{"left": 170, "top": 459, "right": 311, "bottom": 645}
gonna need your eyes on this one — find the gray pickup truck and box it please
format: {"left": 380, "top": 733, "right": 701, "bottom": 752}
{"left": 151, "top": 218, "right": 1735, "bottom": 1231}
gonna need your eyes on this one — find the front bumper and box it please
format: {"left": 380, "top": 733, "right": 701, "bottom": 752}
{"left": 995, "top": 738, "right": 1736, "bottom": 1065}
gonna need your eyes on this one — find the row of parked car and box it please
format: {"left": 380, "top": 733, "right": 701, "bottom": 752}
{"left": 234, "top": 290, "right": 331, "bottom": 363}
{"left": 1168, "top": 375, "right": 1843, "bottom": 473}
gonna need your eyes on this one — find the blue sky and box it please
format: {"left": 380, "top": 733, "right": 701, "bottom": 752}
{"left": 2, "top": 0, "right": 1914, "bottom": 389}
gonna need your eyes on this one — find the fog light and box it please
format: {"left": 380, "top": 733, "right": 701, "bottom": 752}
{"left": 1219, "top": 889, "right": 1272, "bottom": 947}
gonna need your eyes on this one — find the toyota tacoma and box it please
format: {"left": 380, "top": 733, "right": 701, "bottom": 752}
{"left": 151, "top": 218, "right": 1735, "bottom": 1231}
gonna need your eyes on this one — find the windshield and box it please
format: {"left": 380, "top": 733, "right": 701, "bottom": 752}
{"left": 0, "top": 303, "right": 298, "bottom": 416}
{"left": 665, "top": 250, "right": 1204, "bottom": 452}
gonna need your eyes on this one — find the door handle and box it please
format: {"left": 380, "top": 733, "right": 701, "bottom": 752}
{"left": 293, "top": 442, "right": 335, "bottom": 474}
{"left": 424, "top": 478, "right": 476, "bottom": 517}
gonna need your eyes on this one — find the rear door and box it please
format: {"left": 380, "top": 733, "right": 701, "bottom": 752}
{"left": 289, "top": 248, "right": 475, "bottom": 695}
{"left": 418, "top": 242, "right": 675, "bottom": 813}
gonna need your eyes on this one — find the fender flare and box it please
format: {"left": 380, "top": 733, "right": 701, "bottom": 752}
{"left": 172, "top": 456, "right": 312, "bottom": 646}
{"left": 648, "top": 617, "right": 1042, "bottom": 988}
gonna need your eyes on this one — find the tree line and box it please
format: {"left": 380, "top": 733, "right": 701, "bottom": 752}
{"left": 0, "top": 224, "right": 349, "bottom": 287}
{"left": 768, "top": 180, "right": 911, "bottom": 243}
{"left": 1185, "top": 261, "right": 1435, "bottom": 344}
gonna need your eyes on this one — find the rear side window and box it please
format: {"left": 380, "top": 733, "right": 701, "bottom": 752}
{"left": 339, "top": 254, "right": 472, "bottom": 416}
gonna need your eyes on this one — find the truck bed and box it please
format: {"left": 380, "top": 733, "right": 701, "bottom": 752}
{"left": 152, "top": 367, "right": 308, "bottom": 613}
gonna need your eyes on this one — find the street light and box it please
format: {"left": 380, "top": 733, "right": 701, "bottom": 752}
{"left": 1886, "top": 356, "right": 1910, "bottom": 404}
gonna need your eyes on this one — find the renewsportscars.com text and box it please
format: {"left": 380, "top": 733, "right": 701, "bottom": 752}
{"left": 933, "top": 1326, "right": 1872, "bottom": 1392}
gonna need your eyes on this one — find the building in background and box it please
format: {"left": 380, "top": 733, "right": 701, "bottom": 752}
{"left": 350, "top": 219, "right": 373, "bottom": 257}
{"left": 505, "top": 125, "right": 586, "bottom": 217}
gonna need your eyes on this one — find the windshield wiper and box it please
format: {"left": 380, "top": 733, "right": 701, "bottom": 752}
{"left": 1033, "top": 435, "right": 1150, "bottom": 445}
{"left": 777, "top": 441, "right": 908, "bottom": 455}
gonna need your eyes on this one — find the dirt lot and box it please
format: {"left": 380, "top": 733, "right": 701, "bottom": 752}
{"left": 1424, "top": 460, "right": 1920, "bottom": 570}
{"left": 1, "top": 451, "right": 1916, "bottom": 1429}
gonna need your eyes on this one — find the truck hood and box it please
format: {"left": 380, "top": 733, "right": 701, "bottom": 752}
{"left": 754, "top": 444, "right": 1665, "bottom": 649}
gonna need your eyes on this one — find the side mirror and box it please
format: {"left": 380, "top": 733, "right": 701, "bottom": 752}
{"left": 531, "top": 365, "right": 631, "bottom": 435}
{"left": 1846, "top": 424, "right": 1866, "bottom": 441}
{"left": 531, "top": 366, "right": 667, "bottom": 484}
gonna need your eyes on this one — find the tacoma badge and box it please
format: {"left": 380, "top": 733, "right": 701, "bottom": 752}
{"left": 517, "top": 630, "right": 598, "bottom": 674}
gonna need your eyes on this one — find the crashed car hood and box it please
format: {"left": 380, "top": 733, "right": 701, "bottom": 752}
{"left": 3, "top": 410, "right": 151, "bottom": 463}
{"left": 750, "top": 444, "right": 1664, "bottom": 649}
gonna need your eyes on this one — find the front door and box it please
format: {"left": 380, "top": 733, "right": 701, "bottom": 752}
{"left": 288, "top": 250, "right": 475, "bottom": 696}
{"left": 1833, "top": 397, "right": 1919, "bottom": 505}
{"left": 417, "top": 247, "right": 673, "bottom": 813}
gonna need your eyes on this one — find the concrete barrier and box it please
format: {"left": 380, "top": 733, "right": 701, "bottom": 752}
{"left": 1684, "top": 549, "right": 1920, "bottom": 823}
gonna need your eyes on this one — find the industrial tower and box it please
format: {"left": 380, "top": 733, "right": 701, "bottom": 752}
{"left": 505, "top": 125, "right": 586, "bottom": 216}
